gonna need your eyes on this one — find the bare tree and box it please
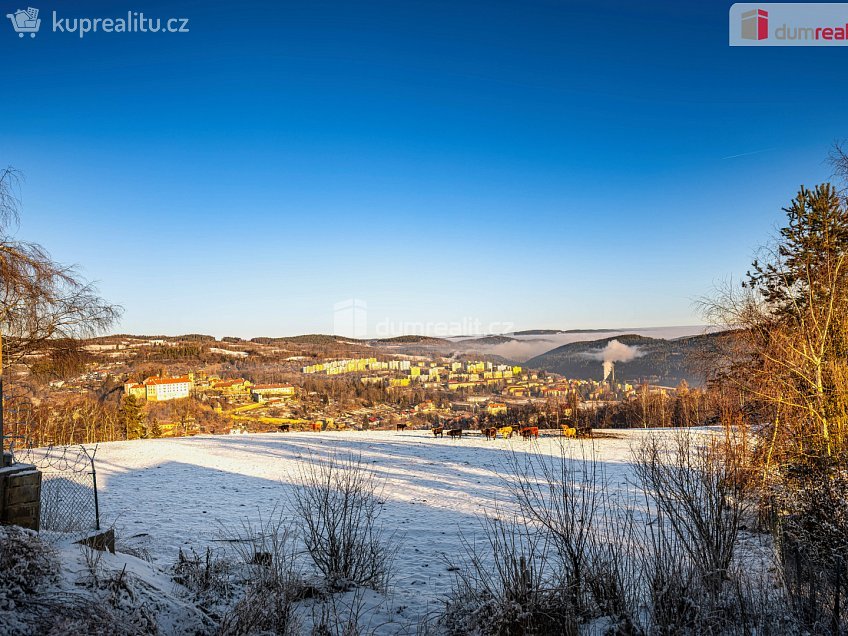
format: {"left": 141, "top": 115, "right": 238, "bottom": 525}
{"left": 831, "top": 141, "right": 848, "bottom": 194}
{"left": 0, "top": 168, "right": 121, "bottom": 363}
{"left": 0, "top": 167, "right": 120, "bottom": 449}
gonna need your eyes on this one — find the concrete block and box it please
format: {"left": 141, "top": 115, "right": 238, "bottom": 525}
{"left": 76, "top": 528, "right": 115, "bottom": 553}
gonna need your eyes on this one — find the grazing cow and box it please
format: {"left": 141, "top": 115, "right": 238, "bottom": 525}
{"left": 483, "top": 427, "right": 497, "bottom": 440}
{"left": 278, "top": 424, "right": 290, "bottom": 433}
{"left": 446, "top": 428, "right": 463, "bottom": 439}
{"left": 499, "top": 426, "right": 513, "bottom": 439}
{"left": 396, "top": 423, "right": 407, "bottom": 432}
{"left": 520, "top": 426, "right": 539, "bottom": 440}
{"left": 432, "top": 427, "right": 444, "bottom": 438}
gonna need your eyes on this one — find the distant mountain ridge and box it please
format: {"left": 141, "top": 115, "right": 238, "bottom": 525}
{"left": 455, "top": 335, "right": 518, "bottom": 345}
{"left": 525, "top": 332, "right": 728, "bottom": 386}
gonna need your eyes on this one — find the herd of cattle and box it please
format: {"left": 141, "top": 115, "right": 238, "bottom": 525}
{"left": 274, "top": 422, "right": 581, "bottom": 437}
{"left": 395, "top": 422, "right": 579, "bottom": 440}
{"left": 431, "top": 424, "right": 537, "bottom": 440}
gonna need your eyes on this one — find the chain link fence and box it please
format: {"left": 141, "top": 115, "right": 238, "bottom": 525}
{"left": 12, "top": 442, "right": 100, "bottom": 533}
{"left": 2, "top": 389, "right": 101, "bottom": 533}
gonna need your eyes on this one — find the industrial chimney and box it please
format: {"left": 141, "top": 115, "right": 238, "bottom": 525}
{"left": 602, "top": 360, "right": 615, "bottom": 385}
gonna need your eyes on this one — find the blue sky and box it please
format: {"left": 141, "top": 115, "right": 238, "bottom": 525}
{"left": 2, "top": 0, "right": 846, "bottom": 337}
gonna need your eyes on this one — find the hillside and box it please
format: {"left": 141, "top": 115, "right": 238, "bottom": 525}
{"left": 525, "top": 332, "right": 728, "bottom": 386}
{"left": 375, "top": 335, "right": 451, "bottom": 344}
{"left": 455, "top": 335, "right": 518, "bottom": 345}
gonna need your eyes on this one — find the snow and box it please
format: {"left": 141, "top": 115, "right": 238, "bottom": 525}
{"left": 0, "top": 527, "right": 212, "bottom": 635}
{"left": 208, "top": 347, "right": 249, "bottom": 357}
{"left": 0, "top": 426, "right": 768, "bottom": 633}
{"left": 89, "top": 429, "right": 648, "bottom": 627}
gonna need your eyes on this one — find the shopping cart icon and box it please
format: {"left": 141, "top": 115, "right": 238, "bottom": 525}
{"left": 6, "top": 7, "right": 41, "bottom": 38}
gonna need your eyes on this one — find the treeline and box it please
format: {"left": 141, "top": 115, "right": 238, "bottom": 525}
{"left": 4, "top": 394, "right": 230, "bottom": 448}
{"left": 576, "top": 381, "right": 738, "bottom": 430}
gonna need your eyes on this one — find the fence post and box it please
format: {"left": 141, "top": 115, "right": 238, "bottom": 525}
{"left": 90, "top": 456, "right": 100, "bottom": 531}
{"left": 83, "top": 445, "right": 100, "bottom": 532}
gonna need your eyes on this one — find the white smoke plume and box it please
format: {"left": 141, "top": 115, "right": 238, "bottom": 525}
{"left": 585, "top": 339, "right": 644, "bottom": 381}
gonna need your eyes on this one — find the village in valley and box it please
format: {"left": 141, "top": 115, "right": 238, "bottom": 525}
{"left": 16, "top": 332, "right": 649, "bottom": 442}
{"left": 7, "top": 2, "right": 848, "bottom": 633}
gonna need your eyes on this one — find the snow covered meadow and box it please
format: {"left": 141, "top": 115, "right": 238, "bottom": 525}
{"left": 4, "top": 428, "right": 780, "bottom": 635}
{"left": 91, "top": 429, "right": 646, "bottom": 630}
{"left": 97, "top": 432, "right": 630, "bottom": 562}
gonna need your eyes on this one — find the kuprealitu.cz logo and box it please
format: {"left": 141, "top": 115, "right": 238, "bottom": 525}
{"left": 6, "top": 7, "right": 40, "bottom": 37}
{"left": 5, "top": 6, "right": 190, "bottom": 39}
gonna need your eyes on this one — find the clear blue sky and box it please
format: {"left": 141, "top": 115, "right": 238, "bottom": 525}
{"left": 2, "top": 0, "right": 845, "bottom": 337}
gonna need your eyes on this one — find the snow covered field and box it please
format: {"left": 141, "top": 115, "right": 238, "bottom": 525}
{"left": 91, "top": 429, "right": 645, "bottom": 626}
{"left": 3, "top": 427, "right": 777, "bottom": 634}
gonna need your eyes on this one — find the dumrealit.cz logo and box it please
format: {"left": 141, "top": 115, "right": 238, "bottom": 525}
{"left": 6, "top": 6, "right": 190, "bottom": 39}
{"left": 731, "top": 3, "right": 848, "bottom": 45}
{"left": 741, "top": 8, "right": 769, "bottom": 40}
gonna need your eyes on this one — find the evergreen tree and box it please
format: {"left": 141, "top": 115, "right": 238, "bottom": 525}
{"left": 746, "top": 184, "right": 848, "bottom": 321}
{"left": 147, "top": 416, "right": 162, "bottom": 439}
{"left": 121, "top": 394, "right": 146, "bottom": 440}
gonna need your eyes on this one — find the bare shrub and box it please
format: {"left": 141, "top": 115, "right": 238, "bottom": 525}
{"left": 441, "top": 514, "right": 577, "bottom": 636}
{"left": 226, "top": 510, "right": 302, "bottom": 592}
{"left": 0, "top": 525, "right": 57, "bottom": 602}
{"left": 642, "top": 513, "right": 704, "bottom": 633}
{"left": 292, "top": 452, "right": 397, "bottom": 592}
{"left": 70, "top": 553, "right": 158, "bottom": 635}
{"left": 310, "top": 587, "right": 367, "bottom": 636}
{"left": 723, "top": 566, "right": 799, "bottom": 636}
{"left": 506, "top": 440, "right": 641, "bottom": 623}
{"left": 634, "top": 429, "right": 751, "bottom": 594}
{"left": 773, "top": 467, "right": 848, "bottom": 633}
{"left": 80, "top": 544, "right": 104, "bottom": 586}
{"left": 172, "top": 547, "right": 232, "bottom": 611}
{"left": 584, "top": 503, "right": 641, "bottom": 627}
{"left": 506, "top": 441, "right": 601, "bottom": 615}
{"left": 217, "top": 511, "right": 304, "bottom": 636}
{"left": 218, "top": 583, "right": 301, "bottom": 636}
{"left": 644, "top": 529, "right": 798, "bottom": 636}
{"left": 494, "top": 432, "right": 785, "bottom": 634}
{"left": 506, "top": 441, "right": 644, "bottom": 630}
